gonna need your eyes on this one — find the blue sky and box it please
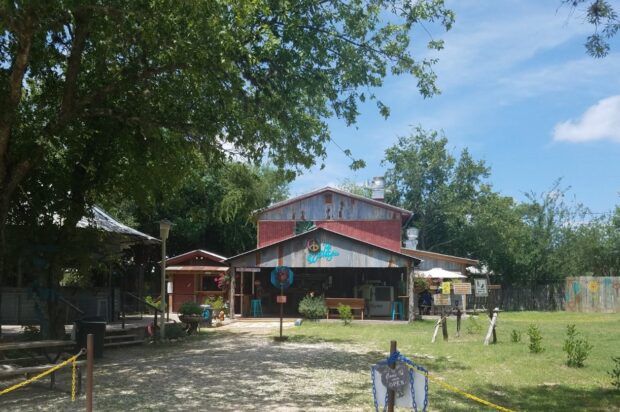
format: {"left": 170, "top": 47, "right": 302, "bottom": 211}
{"left": 290, "top": 0, "right": 620, "bottom": 214}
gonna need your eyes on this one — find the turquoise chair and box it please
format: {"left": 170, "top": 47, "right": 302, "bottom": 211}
{"left": 391, "top": 301, "right": 404, "bottom": 320}
{"left": 251, "top": 299, "right": 263, "bottom": 317}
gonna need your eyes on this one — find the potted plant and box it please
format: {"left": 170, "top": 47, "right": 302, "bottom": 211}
{"left": 178, "top": 301, "right": 203, "bottom": 334}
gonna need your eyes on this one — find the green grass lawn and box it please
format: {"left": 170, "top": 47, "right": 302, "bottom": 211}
{"left": 286, "top": 312, "right": 620, "bottom": 411}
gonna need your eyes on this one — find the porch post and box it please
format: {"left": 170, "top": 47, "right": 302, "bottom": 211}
{"left": 408, "top": 267, "right": 418, "bottom": 321}
{"left": 229, "top": 266, "right": 235, "bottom": 319}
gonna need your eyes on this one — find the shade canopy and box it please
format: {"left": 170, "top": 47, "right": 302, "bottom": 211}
{"left": 417, "top": 267, "right": 467, "bottom": 279}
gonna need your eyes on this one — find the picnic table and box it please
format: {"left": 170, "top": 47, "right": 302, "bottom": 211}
{"left": 0, "top": 340, "right": 84, "bottom": 391}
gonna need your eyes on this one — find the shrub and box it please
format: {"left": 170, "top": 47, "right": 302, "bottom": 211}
{"left": 145, "top": 295, "right": 160, "bottom": 313}
{"left": 609, "top": 357, "right": 620, "bottom": 389}
{"left": 165, "top": 323, "right": 187, "bottom": 339}
{"left": 527, "top": 324, "right": 544, "bottom": 354}
{"left": 465, "top": 316, "right": 482, "bottom": 334}
{"left": 178, "top": 301, "right": 202, "bottom": 316}
{"left": 510, "top": 329, "right": 522, "bottom": 343}
{"left": 563, "top": 324, "right": 593, "bottom": 368}
{"left": 298, "top": 295, "right": 327, "bottom": 320}
{"left": 337, "top": 304, "right": 353, "bottom": 325}
{"left": 204, "top": 296, "right": 225, "bottom": 311}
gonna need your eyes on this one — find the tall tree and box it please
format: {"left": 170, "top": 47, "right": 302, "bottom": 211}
{"left": 563, "top": 0, "right": 619, "bottom": 57}
{"left": 0, "top": 1, "right": 455, "bottom": 336}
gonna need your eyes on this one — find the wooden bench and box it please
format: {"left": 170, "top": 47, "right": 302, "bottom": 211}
{"left": 324, "top": 298, "right": 365, "bottom": 320}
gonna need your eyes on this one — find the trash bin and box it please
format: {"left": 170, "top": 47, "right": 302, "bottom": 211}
{"left": 201, "top": 304, "right": 213, "bottom": 326}
{"left": 74, "top": 317, "right": 106, "bottom": 359}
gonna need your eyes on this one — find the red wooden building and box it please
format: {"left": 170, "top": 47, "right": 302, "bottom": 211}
{"left": 228, "top": 185, "right": 423, "bottom": 318}
{"left": 166, "top": 249, "right": 228, "bottom": 312}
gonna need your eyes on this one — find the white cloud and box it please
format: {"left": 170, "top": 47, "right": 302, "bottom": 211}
{"left": 553, "top": 95, "right": 620, "bottom": 143}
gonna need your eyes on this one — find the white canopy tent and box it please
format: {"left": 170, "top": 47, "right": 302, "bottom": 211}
{"left": 417, "top": 267, "right": 467, "bottom": 279}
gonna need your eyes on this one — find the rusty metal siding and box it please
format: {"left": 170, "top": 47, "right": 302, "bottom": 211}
{"left": 316, "top": 220, "right": 401, "bottom": 251}
{"left": 257, "top": 220, "right": 295, "bottom": 247}
{"left": 260, "top": 192, "right": 400, "bottom": 221}
{"left": 229, "top": 231, "right": 413, "bottom": 269}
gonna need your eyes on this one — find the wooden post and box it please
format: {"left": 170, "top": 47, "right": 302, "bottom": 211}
{"left": 408, "top": 269, "right": 418, "bottom": 321}
{"left": 86, "top": 333, "right": 93, "bottom": 412}
{"left": 279, "top": 286, "right": 284, "bottom": 339}
{"left": 441, "top": 307, "right": 448, "bottom": 341}
{"left": 431, "top": 317, "right": 442, "bottom": 343}
{"left": 387, "top": 340, "right": 397, "bottom": 412}
{"left": 484, "top": 307, "right": 499, "bottom": 345}
{"left": 456, "top": 308, "right": 462, "bottom": 338}
{"left": 229, "top": 267, "right": 235, "bottom": 319}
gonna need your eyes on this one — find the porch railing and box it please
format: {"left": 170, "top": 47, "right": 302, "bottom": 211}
{"left": 121, "top": 292, "right": 163, "bottom": 333}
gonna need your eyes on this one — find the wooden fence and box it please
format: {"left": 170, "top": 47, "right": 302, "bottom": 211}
{"left": 498, "top": 277, "right": 619, "bottom": 312}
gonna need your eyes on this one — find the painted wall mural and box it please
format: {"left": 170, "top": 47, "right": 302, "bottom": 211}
{"left": 565, "top": 276, "right": 620, "bottom": 313}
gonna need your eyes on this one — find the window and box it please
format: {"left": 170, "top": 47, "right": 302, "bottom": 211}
{"left": 201, "top": 275, "right": 219, "bottom": 291}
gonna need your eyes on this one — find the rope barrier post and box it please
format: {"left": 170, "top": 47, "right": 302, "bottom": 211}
{"left": 387, "top": 340, "right": 397, "bottom": 412}
{"left": 456, "top": 308, "right": 462, "bottom": 338}
{"left": 441, "top": 308, "right": 448, "bottom": 341}
{"left": 86, "top": 333, "right": 93, "bottom": 412}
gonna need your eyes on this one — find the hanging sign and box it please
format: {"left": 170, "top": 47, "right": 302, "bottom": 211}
{"left": 475, "top": 279, "right": 488, "bottom": 297}
{"left": 371, "top": 352, "right": 428, "bottom": 411}
{"left": 276, "top": 295, "right": 287, "bottom": 304}
{"left": 453, "top": 283, "right": 472, "bottom": 295}
{"left": 441, "top": 282, "right": 451, "bottom": 295}
{"left": 433, "top": 294, "right": 451, "bottom": 306}
{"left": 271, "top": 266, "right": 294, "bottom": 289}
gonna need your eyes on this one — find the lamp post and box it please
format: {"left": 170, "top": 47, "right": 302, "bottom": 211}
{"left": 159, "top": 220, "right": 172, "bottom": 341}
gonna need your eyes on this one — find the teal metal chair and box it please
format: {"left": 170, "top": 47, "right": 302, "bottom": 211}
{"left": 391, "top": 301, "right": 404, "bottom": 320}
{"left": 251, "top": 299, "right": 263, "bottom": 317}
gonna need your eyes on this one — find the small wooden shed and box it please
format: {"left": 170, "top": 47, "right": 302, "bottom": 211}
{"left": 166, "top": 250, "right": 229, "bottom": 312}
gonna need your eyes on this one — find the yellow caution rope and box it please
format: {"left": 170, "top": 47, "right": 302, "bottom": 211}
{"left": 0, "top": 348, "right": 85, "bottom": 399}
{"left": 425, "top": 373, "right": 516, "bottom": 412}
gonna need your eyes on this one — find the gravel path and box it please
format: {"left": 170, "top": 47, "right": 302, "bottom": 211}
{"left": 1, "top": 323, "right": 381, "bottom": 411}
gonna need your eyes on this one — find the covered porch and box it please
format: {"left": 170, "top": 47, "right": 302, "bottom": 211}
{"left": 227, "top": 227, "right": 420, "bottom": 319}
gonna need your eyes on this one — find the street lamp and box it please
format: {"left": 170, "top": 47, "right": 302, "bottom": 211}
{"left": 159, "top": 219, "right": 172, "bottom": 340}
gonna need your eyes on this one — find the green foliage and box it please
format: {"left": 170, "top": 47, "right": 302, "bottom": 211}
{"left": 562, "top": 0, "right": 619, "bottom": 57}
{"left": 563, "top": 324, "right": 593, "bottom": 368}
{"left": 527, "top": 324, "right": 544, "bottom": 354}
{"left": 178, "top": 301, "right": 203, "bottom": 316}
{"left": 610, "top": 357, "right": 620, "bottom": 389}
{"left": 165, "top": 323, "right": 187, "bottom": 340}
{"left": 337, "top": 304, "right": 353, "bottom": 326}
{"left": 145, "top": 296, "right": 160, "bottom": 313}
{"left": 465, "top": 316, "right": 482, "bottom": 335}
{"left": 510, "top": 329, "right": 522, "bottom": 343}
{"left": 204, "top": 296, "right": 225, "bottom": 312}
{"left": 298, "top": 295, "right": 327, "bottom": 320}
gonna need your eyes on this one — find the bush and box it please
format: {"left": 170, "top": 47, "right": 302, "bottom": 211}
{"left": 563, "top": 324, "right": 593, "bottom": 368}
{"left": 465, "top": 316, "right": 482, "bottom": 334}
{"left": 165, "top": 323, "right": 187, "bottom": 339}
{"left": 145, "top": 295, "right": 160, "bottom": 313}
{"left": 337, "top": 304, "right": 353, "bottom": 325}
{"left": 178, "top": 301, "right": 202, "bottom": 316}
{"left": 527, "top": 324, "right": 544, "bottom": 354}
{"left": 204, "top": 296, "right": 225, "bottom": 311}
{"left": 510, "top": 329, "right": 522, "bottom": 343}
{"left": 298, "top": 295, "right": 327, "bottom": 320}
{"left": 609, "top": 357, "right": 620, "bottom": 389}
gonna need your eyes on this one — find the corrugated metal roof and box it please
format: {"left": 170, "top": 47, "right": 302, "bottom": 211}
{"left": 401, "top": 248, "right": 478, "bottom": 266}
{"left": 167, "top": 266, "right": 229, "bottom": 273}
{"left": 255, "top": 186, "right": 412, "bottom": 218}
{"left": 166, "top": 249, "right": 228, "bottom": 265}
{"left": 77, "top": 206, "right": 160, "bottom": 244}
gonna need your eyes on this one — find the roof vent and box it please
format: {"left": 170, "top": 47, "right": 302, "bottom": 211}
{"left": 371, "top": 176, "right": 385, "bottom": 201}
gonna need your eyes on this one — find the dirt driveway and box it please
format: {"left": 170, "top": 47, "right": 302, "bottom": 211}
{"left": 1, "top": 322, "right": 381, "bottom": 411}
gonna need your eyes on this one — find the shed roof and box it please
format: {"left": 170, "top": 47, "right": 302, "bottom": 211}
{"left": 166, "top": 249, "right": 228, "bottom": 266}
{"left": 255, "top": 186, "right": 412, "bottom": 219}
{"left": 401, "top": 248, "right": 478, "bottom": 266}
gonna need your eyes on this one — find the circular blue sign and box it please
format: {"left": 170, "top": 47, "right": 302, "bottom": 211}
{"left": 271, "top": 266, "right": 294, "bottom": 289}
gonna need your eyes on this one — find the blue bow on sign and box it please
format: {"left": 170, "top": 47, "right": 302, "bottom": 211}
{"left": 271, "top": 266, "right": 294, "bottom": 289}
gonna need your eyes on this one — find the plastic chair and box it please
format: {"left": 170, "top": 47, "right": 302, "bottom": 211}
{"left": 391, "top": 301, "right": 404, "bottom": 320}
{"left": 251, "top": 299, "right": 263, "bottom": 317}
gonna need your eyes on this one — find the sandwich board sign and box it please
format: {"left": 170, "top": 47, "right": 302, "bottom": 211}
{"left": 371, "top": 354, "right": 428, "bottom": 411}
